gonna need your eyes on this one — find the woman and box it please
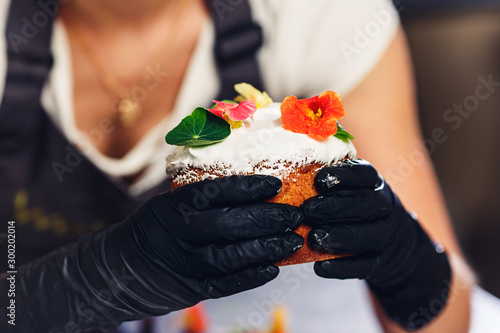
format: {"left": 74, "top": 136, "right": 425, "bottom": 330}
{"left": 0, "top": 0, "right": 473, "bottom": 332}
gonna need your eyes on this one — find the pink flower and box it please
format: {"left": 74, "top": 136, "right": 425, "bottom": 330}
{"left": 211, "top": 99, "right": 257, "bottom": 121}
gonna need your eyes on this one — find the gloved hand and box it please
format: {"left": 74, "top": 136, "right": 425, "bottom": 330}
{"left": 1, "top": 175, "right": 303, "bottom": 333}
{"left": 302, "top": 159, "right": 451, "bottom": 330}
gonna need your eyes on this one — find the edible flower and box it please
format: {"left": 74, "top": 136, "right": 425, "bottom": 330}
{"left": 210, "top": 99, "right": 256, "bottom": 129}
{"left": 234, "top": 82, "right": 273, "bottom": 108}
{"left": 280, "top": 91, "right": 345, "bottom": 139}
{"left": 211, "top": 99, "right": 256, "bottom": 120}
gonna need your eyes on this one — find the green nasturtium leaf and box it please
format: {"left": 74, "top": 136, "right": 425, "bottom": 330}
{"left": 165, "top": 107, "right": 231, "bottom": 147}
{"left": 333, "top": 123, "right": 354, "bottom": 143}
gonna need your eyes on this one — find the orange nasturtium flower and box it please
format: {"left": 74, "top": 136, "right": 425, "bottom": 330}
{"left": 280, "top": 91, "right": 345, "bottom": 139}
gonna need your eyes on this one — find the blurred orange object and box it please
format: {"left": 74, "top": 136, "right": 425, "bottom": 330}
{"left": 269, "top": 306, "right": 287, "bottom": 333}
{"left": 182, "top": 303, "right": 208, "bottom": 333}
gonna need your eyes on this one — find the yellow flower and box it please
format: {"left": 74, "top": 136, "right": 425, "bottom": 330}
{"left": 234, "top": 82, "right": 273, "bottom": 108}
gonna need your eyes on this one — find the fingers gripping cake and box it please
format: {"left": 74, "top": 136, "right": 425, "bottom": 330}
{"left": 165, "top": 83, "right": 356, "bottom": 265}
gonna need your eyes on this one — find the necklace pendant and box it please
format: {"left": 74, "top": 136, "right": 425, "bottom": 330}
{"left": 118, "top": 98, "right": 142, "bottom": 128}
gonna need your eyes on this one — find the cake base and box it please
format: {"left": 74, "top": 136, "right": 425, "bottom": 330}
{"left": 170, "top": 161, "right": 347, "bottom": 266}
{"left": 260, "top": 162, "right": 345, "bottom": 266}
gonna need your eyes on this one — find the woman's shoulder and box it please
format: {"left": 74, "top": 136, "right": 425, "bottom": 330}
{"left": 250, "top": 0, "right": 398, "bottom": 30}
{"left": 250, "top": 0, "right": 401, "bottom": 98}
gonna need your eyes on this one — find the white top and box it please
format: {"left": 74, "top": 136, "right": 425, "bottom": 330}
{"left": 166, "top": 103, "right": 357, "bottom": 184}
{"left": 0, "top": 0, "right": 399, "bottom": 196}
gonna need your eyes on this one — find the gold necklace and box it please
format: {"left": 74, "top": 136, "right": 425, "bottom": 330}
{"left": 67, "top": 0, "right": 193, "bottom": 128}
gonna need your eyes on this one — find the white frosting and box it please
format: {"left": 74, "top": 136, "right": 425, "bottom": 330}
{"left": 166, "top": 103, "right": 356, "bottom": 181}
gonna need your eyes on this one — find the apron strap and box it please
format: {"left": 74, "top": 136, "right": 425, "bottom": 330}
{"left": 205, "top": 0, "right": 265, "bottom": 100}
{"left": 1, "top": 0, "right": 56, "bottom": 111}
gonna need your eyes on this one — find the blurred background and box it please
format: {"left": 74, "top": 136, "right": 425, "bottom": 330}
{"left": 394, "top": 0, "right": 500, "bottom": 298}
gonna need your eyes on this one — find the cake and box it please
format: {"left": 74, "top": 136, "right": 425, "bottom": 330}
{"left": 165, "top": 84, "right": 356, "bottom": 266}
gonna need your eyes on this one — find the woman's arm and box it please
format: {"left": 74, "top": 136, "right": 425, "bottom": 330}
{"left": 342, "top": 28, "right": 474, "bottom": 332}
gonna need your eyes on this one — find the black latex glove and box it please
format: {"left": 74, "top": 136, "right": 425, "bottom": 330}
{"left": 302, "top": 159, "right": 451, "bottom": 330}
{"left": 0, "top": 175, "right": 303, "bottom": 333}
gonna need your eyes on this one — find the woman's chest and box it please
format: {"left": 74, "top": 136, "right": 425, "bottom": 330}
{"left": 62, "top": 2, "right": 207, "bottom": 159}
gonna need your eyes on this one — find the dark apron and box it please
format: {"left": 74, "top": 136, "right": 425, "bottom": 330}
{"left": 0, "top": 0, "right": 264, "bottom": 267}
